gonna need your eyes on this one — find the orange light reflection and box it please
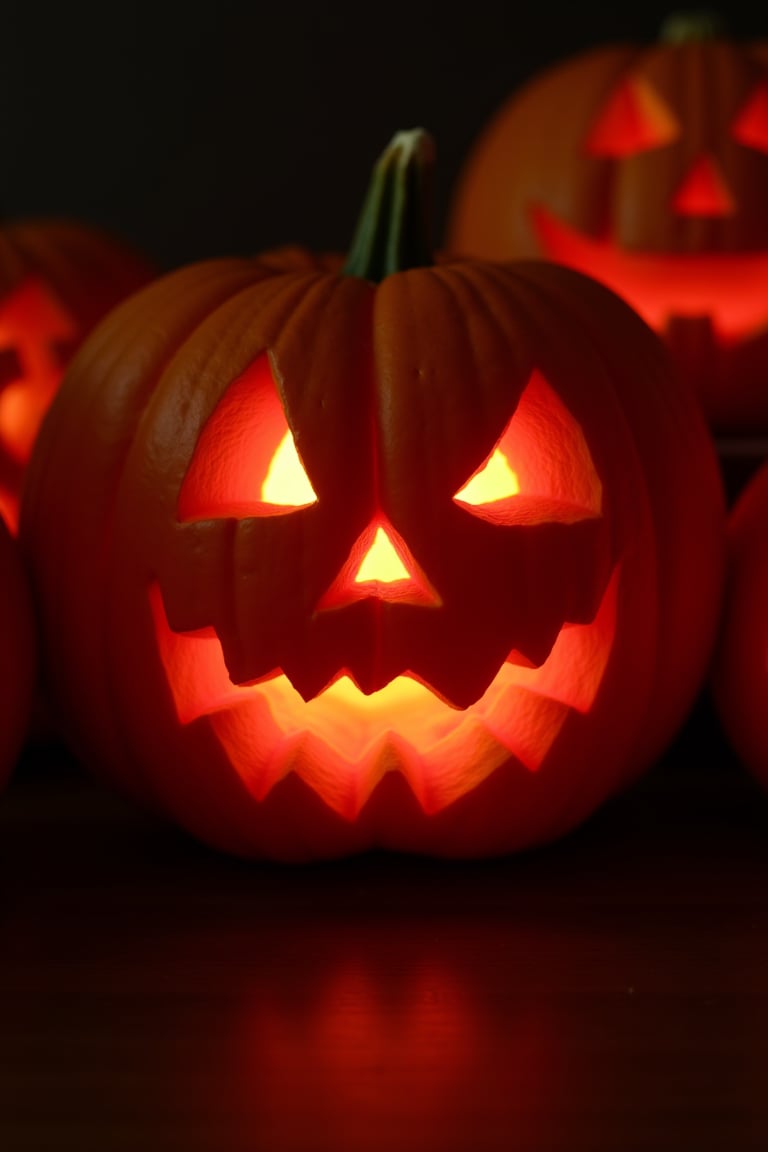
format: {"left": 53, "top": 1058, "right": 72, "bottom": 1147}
{"left": 261, "top": 428, "right": 317, "bottom": 506}
{"left": 150, "top": 566, "right": 617, "bottom": 817}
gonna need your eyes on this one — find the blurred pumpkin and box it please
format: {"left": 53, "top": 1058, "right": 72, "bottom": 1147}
{"left": 0, "top": 509, "right": 35, "bottom": 790}
{"left": 710, "top": 458, "right": 768, "bottom": 786}
{"left": 447, "top": 12, "right": 768, "bottom": 435}
{"left": 19, "top": 129, "right": 725, "bottom": 860}
{"left": 0, "top": 216, "right": 154, "bottom": 533}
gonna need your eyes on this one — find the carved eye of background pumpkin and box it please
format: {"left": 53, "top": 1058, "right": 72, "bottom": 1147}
{"left": 586, "top": 77, "right": 679, "bottom": 156}
{"left": 0, "top": 225, "right": 153, "bottom": 535}
{"left": 0, "top": 281, "right": 76, "bottom": 469}
{"left": 731, "top": 82, "right": 768, "bottom": 152}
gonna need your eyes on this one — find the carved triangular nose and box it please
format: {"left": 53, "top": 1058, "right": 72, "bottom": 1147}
{"left": 316, "top": 518, "right": 441, "bottom": 611}
{"left": 672, "top": 154, "right": 734, "bottom": 217}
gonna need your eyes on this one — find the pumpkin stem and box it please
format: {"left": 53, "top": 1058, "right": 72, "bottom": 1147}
{"left": 659, "top": 10, "right": 726, "bottom": 41}
{"left": 343, "top": 128, "right": 435, "bottom": 282}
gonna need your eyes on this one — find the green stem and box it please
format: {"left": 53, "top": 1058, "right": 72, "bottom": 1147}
{"left": 343, "top": 128, "right": 435, "bottom": 282}
{"left": 659, "top": 9, "right": 726, "bottom": 42}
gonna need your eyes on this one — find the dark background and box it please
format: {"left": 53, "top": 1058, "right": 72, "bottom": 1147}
{"left": 4, "top": 2, "right": 766, "bottom": 273}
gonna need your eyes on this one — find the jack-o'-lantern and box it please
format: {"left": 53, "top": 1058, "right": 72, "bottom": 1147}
{"left": 0, "top": 509, "right": 35, "bottom": 790}
{"left": 447, "top": 13, "right": 768, "bottom": 435}
{"left": 710, "top": 458, "right": 768, "bottom": 787}
{"left": 19, "top": 129, "right": 725, "bottom": 860}
{"left": 0, "top": 217, "right": 154, "bottom": 533}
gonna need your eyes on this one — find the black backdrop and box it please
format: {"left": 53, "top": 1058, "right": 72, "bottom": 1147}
{"left": 4, "top": 2, "right": 765, "bottom": 274}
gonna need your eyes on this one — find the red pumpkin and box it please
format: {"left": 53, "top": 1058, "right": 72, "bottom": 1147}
{"left": 447, "top": 14, "right": 768, "bottom": 435}
{"left": 19, "top": 129, "right": 725, "bottom": 860}
{"left": 0, "top": 509, "right": 35, "bottom": 789}
{"left": 710, "top": 458, "right": 768, "bottom": 786}
{"left": 0, "top": 216, "right": 154, "bottom": 533}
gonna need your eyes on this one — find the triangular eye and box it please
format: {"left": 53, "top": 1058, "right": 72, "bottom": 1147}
{"left": 453, "top": 369, "right": 603, "bottom": 525}
{"left": 732, "top": 81, "right": 768, "bottom": 152}
{"left": 454, "top": 445, "right": 519, "bottom": 507}
{"left": 586, "top": 77, "right": 679, "bottom": 156}
{"left": 179, "top": 352, "right": 317, "bottom": 522}
{"left": 453, "top": 417, "right": 522, "bottom": 527}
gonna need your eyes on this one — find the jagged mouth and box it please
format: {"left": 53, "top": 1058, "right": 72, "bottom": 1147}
{"left": 148, "top": 566, "right": 619, "bottom": 818}
{"left": 531, "top": 205, "right": 768, "bottom": 343}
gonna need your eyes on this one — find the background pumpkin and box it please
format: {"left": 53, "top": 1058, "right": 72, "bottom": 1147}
{"left": 19, "top": 129, "right": 726, "bottom": 861}
{"left": 710, "top": 457, "right": 768, "bottom": 788}
{"left": 0, "top": 216, "right": 155, "bottom": 534}
{"left": 0, "top": 509, "right": 36, "bottom": 791}
{"left": 446, "top": 13, "right": 768, "bottom": 437}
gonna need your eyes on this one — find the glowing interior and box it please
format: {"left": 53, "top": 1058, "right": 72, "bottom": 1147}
{"left": 587, "top": 75, "right": 768, "bottom": 160}
{"left": 262, "top": 429, "right": 317, "bottom": 505}
{"left": 671, "top": 154, "right": 734, "bottom": 217}
{"left": 317, "top": 519, "right": 441, "bottom": 610}
{"left": 454, "top": 447, "right": 519, "bottom": 503}
{"left": 732, "top": 82, "right": 768, "bottom": 152}
{"left": 586, "top": 77, "right": 679, "bottom": 156}
{"left": 179, "top": 354, "right": 318, "bottom": 521}
{"left": 150, "top": 565, "right": 618, "bottom": 818}
{"left": 532, "top": 205, "right": 768, "bottom": 341}
{"left": 156, "top": 366, "right": 610, "bottom": 816}
{"left": 355, "top": 525, "right": 411, "bottom": 582}
{"left": 0, "top": 279, "right": 75, "bottom": 459}
{"left": 583, "top": 76, "right": 768, "bottom": 227}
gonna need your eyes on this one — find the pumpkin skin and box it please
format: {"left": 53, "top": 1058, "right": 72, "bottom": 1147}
{"left": 0, "top": 217, "right": 154, "bottom": 533}
{"left": 19, "top": 131, "right": 726, "bottom": 860}
{"left": 0, "top": 509, "right": 36, "bottom": 790}
{"left": 710, "top": 458, "right": 768, "bottom": 787}
{"left": 447, "top": 19, "right": 768, "bottom": 435}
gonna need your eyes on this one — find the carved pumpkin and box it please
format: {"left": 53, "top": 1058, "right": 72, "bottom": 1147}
{"left": 710, "top": 458, "right": 768, "bottom": 787}
{"left": 0, "top": 509, "right": 35, "bottom": 790}
{"left": 0, "top": 217, "right": 154, "bottom": 533}
{"left": 447, "top": 14, "right": 768, "bottom": 434}
{"left": 19, "top": 129, "right": 726, "bottom": 860}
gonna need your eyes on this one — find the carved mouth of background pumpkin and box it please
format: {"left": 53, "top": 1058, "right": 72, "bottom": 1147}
{"left": 149, "top": 569, "right": 619, "bottom": 818}
{"left": 531, "top": 205, "right": 768, "bottom": 343}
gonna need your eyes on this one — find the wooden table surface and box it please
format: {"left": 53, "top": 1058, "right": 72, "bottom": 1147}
{"left": 1, "top": 693, "right": 766, "bottom": 1152}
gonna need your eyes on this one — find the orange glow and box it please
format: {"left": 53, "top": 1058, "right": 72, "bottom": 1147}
{"left": 318, "top": 519, "right": 441, "bottom": 609}
{"left": 242, "top": 955, "right": 492, "bottom": 1145}
{"left": 586, "top": 77, "right": 679, "bottom": 156}
{"left": 179, "top": 353, "right": 317, "bottom": 520}
{"left": 261, "top": 429, "right": 317, "bottom": 506}
{"left": 150, "top": 565, "right": 618, "bottom": 818}
{"left": 0, "top": 279, "right": 76, "bottom": 534}
{"left": 532, "top": 205, "right": 768, "bottom": 341}
{"left": 732, "top": 82, "right": 768, "bottom": 152}
{"left": 0, "top": 383, "right": 38, "bottom": 464}
{"left": 672, "top": 155, "right": 734, "bottom": 217}
{"left": 0, "top": 280, "right": 74, "bottom": 458}
{"left": 454, "top": 372, "right": 601, "bottom": 523}
{"left": 354, "top": 525, "right": 411, "bottom": 583}
{"left": 454, "top": 447, "right": 519, "bottom": 504}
